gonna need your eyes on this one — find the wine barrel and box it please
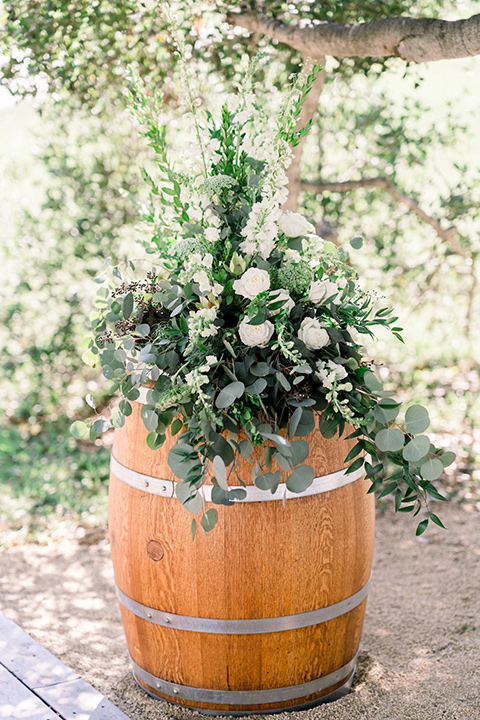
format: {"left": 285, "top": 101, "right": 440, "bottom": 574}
{"left": 109, "top": 396, "right": 375, "bottom": 715}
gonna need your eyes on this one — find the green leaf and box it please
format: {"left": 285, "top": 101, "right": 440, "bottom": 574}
{"left": 275, "top": 453, "right": 292, "bottom": 472}
{"left": 377, "top": 481, "right": 398, "bottom": 499}
{"left": 276, "top": 372, "right": 291, "bottom": 391}
{"left": 123, "top": 292, "right": 134, "bottom": 319}
{"left": 350, "top": 236, "right": 363, "bottom": 249}
{"left": 429, "top": 512, "right": 446, "bottom": 530}
{"left": 439, "top": 451, "right": 456, "bottom": 467}
{"left": 215, "top": 381, "right": 245, "bottom": 409}
{"left": 250, "top": 362, "right": 270, "bottom": 377}
{"left": 290, "top": 439, "right": 310, "bottom": 466}
{"left": 238, "top": 438, "right": 254, "bottom": 459}
{"left": 373, "top": 401, "right": 400, "bottom": 424}
{"left": 375, "top": 427, "right": 405, "bottom": 452}
{"left": 111, "top": 410, "right": 125, "bottom": 428}
{"left": 363, "top": 371, "right": 383, "bottom": 393}
{"left": 286, "top": 464, "right": 315, "bottom": 493}
{"left": 141, "top": 406, "right": 158, "bottom": 433}
{"left": 146, "top": 432, "right": 165, "bottom": 450}
{"left": 245, "top": 378, "right": 267, "bottom": 395}
{"left": 228, "top": 488, "right": 247, "bottom": 501}
{"left": 134, "top": 323, "right": 150, "bottom": 337}
{"left": 288, "top": 407, "right": 303, "bottom": 438}
{"left": 201, "top": 508, "right": 218, "bottom": 532}
{"left": 119, "top": 399, "right": 132, "bottom": 416}
{"left": 294, "top": 409, "right": 316, "bottom": 437}
{"left": 92, "top": 418, "right": 109, "bottom": 434}
{"left": 212, "top": 455, "right": 228, "bottom": 491}
{"left": 254, "top": 472, "right": 277, "bottom": 491}
{"left": 171, "top": 418, "right": 183, "bottom": 435}
{"left": 345, "top": 456, "right": 365, "bottom": 474}
{"left": 402, "top": 435, "right": 431, "bottom": 462}
{"left": 420, "top": 457, "right": 443, "bottom": 481}
{"left": 208, "top": 433, "right": 235, "bottom": 466}
{"left": 191, "top": 518, "right": 197, "bottom": 540}
{"left": 416, "top": 519, "right": 429, "bottom": 536}
{"left": 405, "top": 405, "right": 430, "bottom": 434}
{"left": 71, "top": 421, "right": 89, "bottom": 439}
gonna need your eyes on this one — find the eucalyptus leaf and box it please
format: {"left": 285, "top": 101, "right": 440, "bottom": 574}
{"left": 290, "top": 439, "right": 310, "bottom": 466}
{"left": 439, "top": 451, "right": 456, "bottom": 468}
{"left": 363, "top": 371, "right": 383, "bottom": 393}
{"left": 140, "top": 406, "right": 158, "bottom": 433}
{"left": 375, "top": 427, "right": 405, "bottom": 452}
{"left": 201, "top": 508, "right": 218, "bottom": 532}
{"left": 405, "top": 405, "right": 430, "bottom": 434}
{"left": 123, "top": 292, "right": 134, "bottom": 319}
{"left": 250, "top": 362, "right": 270, "bottom": 377}
{"left": 245, "top": 378, "right": 267, "bottom": 395}
{"left": 420, "top": 457, "right": 444, "bottom": 481}
{"left": 212, "top": 455, "right": 228, "bottom": 490}
{"left": 215, "top": 381, "right": 245, "bottom": 409}
{"left": 402, "top": 435, "right": 430, "bottom": 462}
{"left": 286, "top": 464, "right": 315, "bottom": 493}
{"left": 71, "top": 421, "right": 89, "bottom": 439}
{"left": 288, "top": 407, "right": 303, "bottom": 438}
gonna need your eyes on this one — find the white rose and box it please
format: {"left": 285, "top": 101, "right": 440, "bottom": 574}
{"left": 308, "top": 279, "right": 341, "bottom": 305}
{"left": 298, "top": 318, "right": 330, "bottom": 350}
{"left": 279, "top": 211, "right": 314, "bottom": 238}
{"left": 269, "top": 289, "right": 295, "bottom": 315}
{"left": 239, "top": 317, "right": 274, "bottom": 348}
{"left": 233, "top": 268, "right": 270, "bottom": 300}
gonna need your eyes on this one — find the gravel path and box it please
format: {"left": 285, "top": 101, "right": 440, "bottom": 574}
{"left": 0, "top": 503, "right": 479, "bottom": 720}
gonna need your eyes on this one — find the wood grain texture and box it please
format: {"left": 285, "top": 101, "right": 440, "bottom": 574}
{"left": 109, "top": 401, "right": 375, "bottom": 712}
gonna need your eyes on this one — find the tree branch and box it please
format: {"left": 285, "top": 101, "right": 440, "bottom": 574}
{"left": 301, "top": 176, "right": 466, "bottom": 256}
{"left": 227, "top": 11, "right": 480, "bottom": 63}
{"left": 283, "top": 57, "right": 325, "bottom": 212}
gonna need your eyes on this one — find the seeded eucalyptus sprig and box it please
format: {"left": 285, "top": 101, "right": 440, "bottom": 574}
{"left": 72, "top": 54, "right": 453, "bottom": 538}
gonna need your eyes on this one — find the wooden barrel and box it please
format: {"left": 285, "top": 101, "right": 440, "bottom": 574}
{"left": 109, "top": 396, "right": 375, "bottom": 715}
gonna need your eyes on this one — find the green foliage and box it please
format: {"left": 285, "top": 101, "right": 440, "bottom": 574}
{"left": 0, "top": 423, "right": 109, "bottom": 545}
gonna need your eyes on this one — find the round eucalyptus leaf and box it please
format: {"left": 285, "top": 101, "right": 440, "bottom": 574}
{"left": 228, "top": 488, "right": 247, "bottom": 501}
{"left": 212, "top": 455, "right": 228, "bottom": 490}
{"left": 286, "top": 464, "right": 315, "bottom": 493}
{"left": 111, "top": 410, "right": 126, "bottom": 429}
{"left": 215, "top": 381, "right": 245, "bottom": 409}
{"left": 92, "top": 418, "right": 110, "bottom": 434}
{"left": 375, "top": 427, "right": 405, "bottom": 453}
{"left": 290, "top": 439, "right": 310, "bottom": 466}
{"left": 254, "top": 472, "right": 276, "bottom": 491}
{"left": 71, "top": 421, "right": 89, "bottom": 440}
{"left": 363, "top": 371, "right": 383, "bottom": 393}
{"left": 250, "top": 362, "right": 270, "bottom": 377}
{"left": 373, "top": 402, "right": 400, "bottom": 424}
{"left": 439, "top": 451, "right": 456, "bottom": 468}
{"left": 350, "top": 236, "right": 363, "bottom": 249}
{"left": 402, "top": 434, "right": 430, "bottom": 462}
{"left": 140, "top": 406, "right": 158, "bottom": 433}
{"left": 405, "top": 405, "right": 430, "bottom": 434}
{"left": 201, "top": 508, "right": 218, "bottom": 532}
{"left": 245, "top": 378, "right": 267, "bottom": 395}
{"left": 420, "top": 458, "right": 444, "bottom": 481}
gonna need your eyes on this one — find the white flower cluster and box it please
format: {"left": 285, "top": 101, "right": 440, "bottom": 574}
{"left": 187, "top": 306, "right": 218, "bottom": 343}
{"left": 178, "top": 253, "right": 222, "bottom": 297}
{"left": 315, "top": 359, "right": 349, "bottom": 390}
{"left": 239, "top": 199, "right": 282, "bottom": 259}
{"left": 184, "top": 355, "right": 218, "bottom": 390}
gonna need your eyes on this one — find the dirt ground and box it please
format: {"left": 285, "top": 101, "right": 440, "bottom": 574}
{"left": 0, "top": 502, "right": 479, "bottom": 720}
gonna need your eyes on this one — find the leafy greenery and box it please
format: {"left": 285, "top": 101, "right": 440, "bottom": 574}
{"left": 75, "top": 58, "right": 454, "bottom": 536}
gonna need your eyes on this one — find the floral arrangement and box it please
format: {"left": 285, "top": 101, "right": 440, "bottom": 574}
{"left": 73, "top": 56, "right": 454, "bottom": 537}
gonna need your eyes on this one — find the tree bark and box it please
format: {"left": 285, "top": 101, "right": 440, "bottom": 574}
{"left": 283, "top": 57, "right": 325, "bottom": 212}
{"left": 227, "top": 11, "right": 480, "bottom": 63}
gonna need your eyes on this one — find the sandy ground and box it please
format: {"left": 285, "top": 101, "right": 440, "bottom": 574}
{"left": 0, "top": 503, "right": 479, "bottom": 720}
